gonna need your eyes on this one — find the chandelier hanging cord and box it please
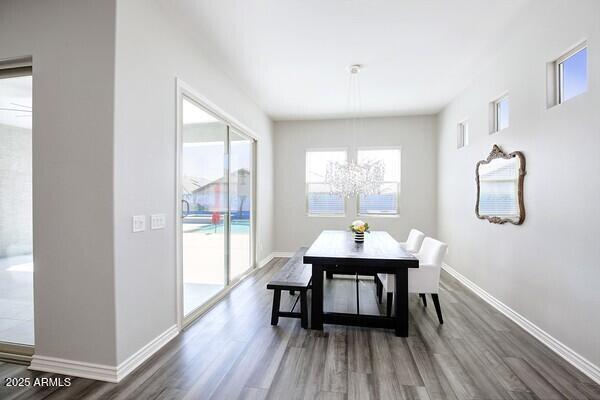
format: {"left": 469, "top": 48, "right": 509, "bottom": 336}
{"left": 325, "top": 64, "right": 386, "bottom": 198}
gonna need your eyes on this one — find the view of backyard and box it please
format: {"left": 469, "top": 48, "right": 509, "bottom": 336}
{"left": 0, "top": 255, "right": 34, "bottom": 345}
{"left": 182, "top": 220, "right": 251, "bottom": 315}
{"left": 0, "top": 73, "right": 33, "bottom": 346}
{"left": 181, "top": 98, "right": 254, "bottom": 316}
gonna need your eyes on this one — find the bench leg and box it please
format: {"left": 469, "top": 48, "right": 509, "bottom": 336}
{"left": 326, "top": 271, "right": 333, "bottom": 279}
{"left": 386, "top": 292, "right": 393, "bottom": 317}
{"left": 289, "top": 290, "right": 295, "bottom": 295}
{"left": 271, "top": 289, "right": 281, "bottom": 326}
{"left": 300, "top": 291, "right": 308, "bottom": 329}
{"left": 376, "top": 278, "right": 383, "bottom": 304}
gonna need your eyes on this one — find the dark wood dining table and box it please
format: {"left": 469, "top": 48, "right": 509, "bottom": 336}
{"left": 303, "top": 230, "right": 418, "bottom": 337}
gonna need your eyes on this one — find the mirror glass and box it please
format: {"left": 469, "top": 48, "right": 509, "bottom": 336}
{"left": 476, "top": 148, "right": 524, "bottom": 224}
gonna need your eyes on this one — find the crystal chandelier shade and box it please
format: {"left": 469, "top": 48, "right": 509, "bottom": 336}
{"left": 325, "top": 159, "right": 385, "bottom": 198}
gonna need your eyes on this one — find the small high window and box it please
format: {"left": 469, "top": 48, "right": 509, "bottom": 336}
{"left": 557, "top": 44, "right": 587, "bottom": 104}
{"left": 457, "top": 120, "right": 468, "bottom": 149}
{"left": 490, "top": 95, "right": 509, "bottom": 134}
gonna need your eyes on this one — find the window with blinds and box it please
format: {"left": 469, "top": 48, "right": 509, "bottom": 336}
{"left": 306, "top": 150, "right": 346, "bottom": 215}
{"left": 357, "top": 148, "right": 401, "bottom": 215}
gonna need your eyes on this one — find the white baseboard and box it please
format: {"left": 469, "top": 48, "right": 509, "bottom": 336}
{"left": 271, "top": 251, "right": 295, "bottom": 258}
{"left": 442, "top": 263, "right": 600, "bottom": 385}
{"left": 29, "top": 324, "right": 178, "bottom": 383}
{"left": 258, "top": 253, "right": 275, "bottom": 268}
{"left": 115, "top": 324, "right": 178, "bottom": 381}
{"left": 29, "top": 355, "right": 119, "bottom": 383}
{"left": 258, "top": 252, "right": 296, "bottom": 268}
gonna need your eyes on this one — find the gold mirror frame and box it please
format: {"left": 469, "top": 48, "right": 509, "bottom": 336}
{"left": 475, "top": 144, "right": 526, "bottom": 225}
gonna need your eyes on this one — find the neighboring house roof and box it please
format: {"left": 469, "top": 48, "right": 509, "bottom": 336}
{"left": 190, "top": 168, "right": 250, "bottom": 194}
{"left": 182, "top": 175, "right": 211, "bottom": 195}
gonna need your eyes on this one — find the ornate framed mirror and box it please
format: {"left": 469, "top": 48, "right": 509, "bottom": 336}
{"left": 476, "top": 145, "right": 526, "bottom": 225}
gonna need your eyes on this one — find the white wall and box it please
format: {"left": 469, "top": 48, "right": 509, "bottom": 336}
{"left": 0, "top": 0, "right": 117, "bottom": 365}
{"left": 437, "top": 0, "right": 600, "bottom": 369}
{"left": 274, "top": 116, "right": 437, "bottom": 252}
{"left": 113, "top": 0, "right": 274, "bottom": 363}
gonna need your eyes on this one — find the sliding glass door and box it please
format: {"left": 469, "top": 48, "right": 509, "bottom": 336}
{"left": 181, "top": 97, "right": 228, "bottom": 316}
{"left": 0, "top": 67, "right": 34, "bottom": 349}
{"left": 229, "top": 130, "right": 253, "bottom": 281}
{"left": 179, "top": 94, "right": 255, "bottom": 321}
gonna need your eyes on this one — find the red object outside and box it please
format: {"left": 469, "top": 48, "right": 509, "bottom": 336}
{"left": 211, "top": 211, "right": 221, "bottom": 225}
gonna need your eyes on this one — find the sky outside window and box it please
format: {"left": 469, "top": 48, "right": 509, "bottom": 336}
{"left": 561, "top": 47, "right": 587, "bottom": 102}
{"left": 497, "top": 97, "right": 509, "bottom": 131}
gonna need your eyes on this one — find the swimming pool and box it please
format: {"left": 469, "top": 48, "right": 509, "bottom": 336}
{"left": 184, "top": 222, "right": 250, "bottom": 234}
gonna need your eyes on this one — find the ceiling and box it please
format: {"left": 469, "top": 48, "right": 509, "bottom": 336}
{"left": 163, "top": 0, "right": 530, "bottom": 120}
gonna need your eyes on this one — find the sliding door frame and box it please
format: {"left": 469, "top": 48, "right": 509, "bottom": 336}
{"left": 0, "top": 64, "right": 35, "bottom": 362}
{"left": 175, "top": 79, "right": 258, "bottom": 330}
{"left": 228, "top": 128, "right": 256, "bottom": 285}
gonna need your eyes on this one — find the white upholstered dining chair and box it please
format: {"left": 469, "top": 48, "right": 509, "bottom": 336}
{"left": 375, "top": 229, "right": 425, "bottom": 311}
{"left": 376, "top": 237, "right": 448, "bottom": 324}
{"left": 401, "top": 229, "right": 426, "bottom": 253}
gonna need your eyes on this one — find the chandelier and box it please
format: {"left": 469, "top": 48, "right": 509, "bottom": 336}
{"left": 325, "top": 64, "right": 385, "bottom": 198}
{"left": 325, "top": 159, "right": 385, "bottom": 198}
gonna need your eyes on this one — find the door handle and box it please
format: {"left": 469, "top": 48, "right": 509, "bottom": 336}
{"left": 182, "top": 199, "right": 190, "bottom": 218}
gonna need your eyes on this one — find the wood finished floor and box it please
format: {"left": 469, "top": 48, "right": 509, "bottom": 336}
{"left": 1, "top": 257, "right": 599, "bottom": 400}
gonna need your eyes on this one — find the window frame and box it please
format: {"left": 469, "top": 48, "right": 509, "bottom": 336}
{"left": 355, "top": 146, "right": 402, "bottom": 217}
{"left": 555, "top": 42, "right": 588, "bottom": 105}
{"left": 0, "top": 63, "right": 35, "bottom": 359}
{"left": 490, "top": 94, "right": 509, "bottom": 134}
{"left": 457, "top": 119, "right": 468, "bottom": 149}
{"left": 305, "top": 148, "right": 348, "bottom": 217}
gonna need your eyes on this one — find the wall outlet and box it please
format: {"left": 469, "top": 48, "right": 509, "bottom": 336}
{"left": 132, "top": 215, "right": 146, "bottom": 232}
{"left": 151, "top": 214, "right": 166, "bottom": 230}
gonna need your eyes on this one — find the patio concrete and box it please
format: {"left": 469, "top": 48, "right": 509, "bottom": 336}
{"left": 0, "top": 254, "right": 34, "bottom": 345}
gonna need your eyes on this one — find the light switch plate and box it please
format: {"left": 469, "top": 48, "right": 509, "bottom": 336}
{"left": 151, "top": 214, "right": 166, "bottom": 230}
{"left": 132, "top": 215, "right": 146, "bottom": 232}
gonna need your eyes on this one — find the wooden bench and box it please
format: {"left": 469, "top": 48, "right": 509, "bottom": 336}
{"left": 266, "top": 247, "right": 311, "bottom": 328}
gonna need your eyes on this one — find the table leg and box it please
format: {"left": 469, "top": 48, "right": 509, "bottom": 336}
{"left": 394, "top": 268, "right": 408, "bottom": 337}
{"left": 271, "top": 289, "right": 281, "bottom": 326}
{"left": 300, "top": 291, "right": 308, "bottom": 329}
{"left": 311, "top": 264, "right": 324, "bottom": 330}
